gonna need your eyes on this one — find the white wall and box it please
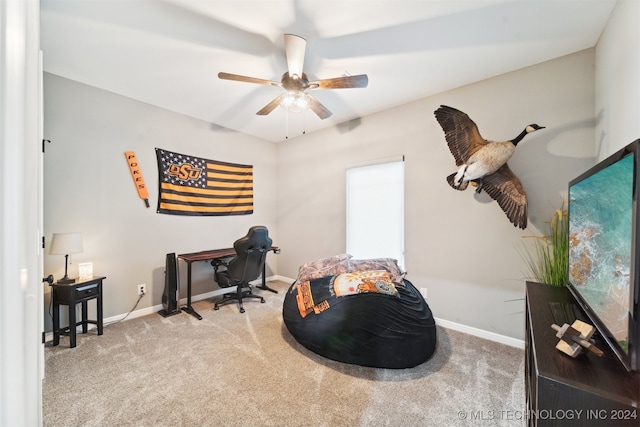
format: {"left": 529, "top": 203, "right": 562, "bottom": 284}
{"left": 277, "top": 49, "right": 597, "bottom": 340}
{"left": 595, "top": 0, "right": 640, "bottom": 159}
{"left": 43, "top": 74, "right": 279, "bottom": 329}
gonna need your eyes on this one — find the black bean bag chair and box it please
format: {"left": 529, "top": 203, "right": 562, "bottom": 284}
{"left": 282, "top": 278, "right": 437, "bottom": 369}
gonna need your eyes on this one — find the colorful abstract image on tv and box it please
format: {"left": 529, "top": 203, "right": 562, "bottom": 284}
{"left": 569, "top": 153, "right": 633, "bottom": 352}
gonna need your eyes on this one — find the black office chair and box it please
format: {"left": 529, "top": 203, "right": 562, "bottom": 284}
{"left": 212, "top": 226, "right": 272, "bottom": 313}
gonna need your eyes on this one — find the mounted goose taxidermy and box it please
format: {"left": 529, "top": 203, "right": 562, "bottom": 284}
{"left": 434, "top": 105, "right": 545, "bottom": 229}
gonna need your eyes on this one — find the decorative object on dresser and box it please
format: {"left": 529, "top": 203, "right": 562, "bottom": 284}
{"left": 49, "top": 232, "right": 83, "bottom": 284}
{"left": 551, "top": 320, "right": 603, "bottom": 358}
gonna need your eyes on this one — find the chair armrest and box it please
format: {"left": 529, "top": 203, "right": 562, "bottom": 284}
{"left": 211, "top": 259, "right": 224, "bottom": 268}
{"left": 211, "top": 256, "right": 233, "bottom": 269}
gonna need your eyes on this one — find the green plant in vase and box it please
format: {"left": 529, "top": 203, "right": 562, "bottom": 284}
{"left": 520, "top": 202, "right": 569, "bottom": 286}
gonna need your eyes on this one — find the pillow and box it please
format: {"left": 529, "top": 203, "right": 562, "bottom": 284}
{"left": 296, "top": 253, "right": 352, "bottom": 283}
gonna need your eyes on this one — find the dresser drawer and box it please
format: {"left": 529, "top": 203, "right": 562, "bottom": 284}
{"left": 76, "top": 283, "right": 99, "bottom": 299}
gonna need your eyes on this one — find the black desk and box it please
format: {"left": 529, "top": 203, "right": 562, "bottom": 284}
{"left": 51, "top": 276, "right": 105, "bottom": 348}
{"left": 177, "top": 246, "right": 279, "bottom": 319}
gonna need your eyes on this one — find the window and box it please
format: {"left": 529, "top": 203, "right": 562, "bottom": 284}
{"left": 346, "top": 158, "right": 404, "bottom": 268}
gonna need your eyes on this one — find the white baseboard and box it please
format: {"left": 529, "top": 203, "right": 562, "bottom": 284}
{"left": 272, "top": 275, "right": 295, "bottom": 284}
{"left": 103, "top": 275, "right": 292, "bottom": 324}
{"left": 435, "top": 317, "right": 525, "bottom": 349}
{"left": 274, "top": 276, "right": 524, "bottom": 348}
{"left": 47, "top": 276, "right": 524, "bottom": 350}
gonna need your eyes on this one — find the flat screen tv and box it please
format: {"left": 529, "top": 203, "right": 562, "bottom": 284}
{"left": 568, "top": 139, "right": 640, "bottom": 372}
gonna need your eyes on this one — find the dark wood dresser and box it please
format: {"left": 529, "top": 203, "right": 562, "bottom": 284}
{"left": 525, "top": 281, "right": 638, "bottom": 426}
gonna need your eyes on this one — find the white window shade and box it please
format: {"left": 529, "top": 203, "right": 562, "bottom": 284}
{"left": 346, "top": 159, "right": 404, "bottom": 268}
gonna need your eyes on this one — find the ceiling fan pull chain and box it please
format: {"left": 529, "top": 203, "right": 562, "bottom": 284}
{"left": 285, "top": 111, "right": 289, "bottom": 139}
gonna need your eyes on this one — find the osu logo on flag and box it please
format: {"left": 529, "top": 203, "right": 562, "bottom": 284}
{"left": 168, "top": 163, "right": 202, "bottom": 181}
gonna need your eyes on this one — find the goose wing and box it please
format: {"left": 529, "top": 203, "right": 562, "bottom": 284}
{"left": 434, "top": 105, "right": 487, "bottom": 166}
{"left": 480, "top": 164, "right": 528, "bottom": 229}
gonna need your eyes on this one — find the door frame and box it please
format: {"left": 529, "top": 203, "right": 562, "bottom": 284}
{"left": 0, "top": 0, "right": 43, "bottom": 425}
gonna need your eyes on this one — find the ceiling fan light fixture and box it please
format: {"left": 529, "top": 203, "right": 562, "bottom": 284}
{"left": 279, "top": 90, "right": 311, "bottom": 113}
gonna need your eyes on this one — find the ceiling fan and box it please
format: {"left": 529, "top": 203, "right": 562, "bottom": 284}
{"left": 218, "top": 34, "right": 368, "bottom": 120}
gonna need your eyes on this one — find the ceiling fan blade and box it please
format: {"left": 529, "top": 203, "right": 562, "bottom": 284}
{"left": 284, "top": 34, "right": 306, "bottom": 78}
{"left": 309, "top": 95, "right": 332, "bottom": 120}
{"left": 309, "top": 74, "right": 369, "bottom": 90}
{"left": 218, "top": 72, "right": 280, "bottom": 87}
{"left": 256, "top": 95, "right": 283, "bottom": 116}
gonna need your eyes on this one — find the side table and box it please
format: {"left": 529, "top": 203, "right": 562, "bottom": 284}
{"left": 51, "top": 276, "right": 105, "bottom": 348}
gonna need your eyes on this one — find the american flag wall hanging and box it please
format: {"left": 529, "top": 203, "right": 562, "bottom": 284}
{"left": 155, "top": 148, "right": 253, "bottom": 216}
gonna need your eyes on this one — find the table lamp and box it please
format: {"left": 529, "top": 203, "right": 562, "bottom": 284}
{"left": 50, "top": 232, "right": 83, "bottom": 284}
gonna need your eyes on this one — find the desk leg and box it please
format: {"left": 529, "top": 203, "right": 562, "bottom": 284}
{"left": 180, "top": 261, "right": 202, "bottom": 320}
{"left": 256, "top": 260, "right": 278, "bottom": 293}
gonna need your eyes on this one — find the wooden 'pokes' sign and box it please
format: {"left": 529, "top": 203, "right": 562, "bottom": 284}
{"left": 125, "top": 151, "right": 150, "bottom": 207}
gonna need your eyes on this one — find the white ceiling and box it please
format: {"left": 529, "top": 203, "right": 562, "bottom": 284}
{"left": 40, "top": 0, "right": 617, "bottom": 143}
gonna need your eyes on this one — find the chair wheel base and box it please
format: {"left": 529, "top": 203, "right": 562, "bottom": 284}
{"left": 213, "top": 288, "right": 264, "bottom": 313}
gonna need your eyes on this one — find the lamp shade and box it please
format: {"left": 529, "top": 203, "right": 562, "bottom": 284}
{"left": 49, "top": 232, "right": 83, "bottom": 255}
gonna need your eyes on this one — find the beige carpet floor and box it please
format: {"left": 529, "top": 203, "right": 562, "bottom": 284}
{"left": 43, "top": 280, "right": 526, "bottom": 426}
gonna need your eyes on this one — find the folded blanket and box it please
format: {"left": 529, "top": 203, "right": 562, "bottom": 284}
{"left": 296, "top": 270, "right": 398, "bottom": 318}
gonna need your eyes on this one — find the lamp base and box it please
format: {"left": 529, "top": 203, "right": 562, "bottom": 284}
{"left": 57, "top": 276, "right": 76, "bottom": 285}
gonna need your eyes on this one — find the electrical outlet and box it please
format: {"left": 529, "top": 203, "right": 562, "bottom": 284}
{"left": 137, "top": 284, "right": 146, "bottom": 295}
